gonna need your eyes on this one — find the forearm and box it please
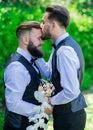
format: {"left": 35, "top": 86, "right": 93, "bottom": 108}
{"left": 35, "top": 58, "right": 52, "bottom": 80}
{"left": 6, "top": 95, "right": 38, "bottom": 117}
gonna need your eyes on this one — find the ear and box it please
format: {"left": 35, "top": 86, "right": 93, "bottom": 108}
{"left": 22, "top": 36, "right": 28, "bottom": 45}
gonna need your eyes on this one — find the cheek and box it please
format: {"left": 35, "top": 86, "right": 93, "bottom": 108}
{"left": 33, "top": 39, "right": 39, "bottom": 46}
{"left": 44, "top": 24, "right": 50, "bottom": 31}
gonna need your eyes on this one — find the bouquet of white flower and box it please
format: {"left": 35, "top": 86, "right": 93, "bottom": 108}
{"left": 26, "top": 80, "right": 55, "bottom": 130}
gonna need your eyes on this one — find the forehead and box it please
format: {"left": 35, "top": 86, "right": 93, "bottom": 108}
{"left": 31, "top": 28, "right": 42, "bottom": 36}
{"left": 42, "top": 12, "right": 49, "bottom": 21}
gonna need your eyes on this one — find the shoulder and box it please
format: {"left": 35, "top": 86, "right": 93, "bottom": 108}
{"left": 57, "top": 45, "right": 76, "bottom": 56}
{"left": 5, "top": 61, "right": 27, "bottom": 75}
{"left": 57, "top": 46, "right": 80, "bottom": 67}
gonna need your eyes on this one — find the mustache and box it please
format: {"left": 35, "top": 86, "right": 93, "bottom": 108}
{"left": 41, "top": 35, "right": 51, "bottom": 40}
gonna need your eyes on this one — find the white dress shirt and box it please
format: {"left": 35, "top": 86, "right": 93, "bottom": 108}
{"left": 36, "top": 33, "right": 80, "bottom": 105}
{"left": 4, "top": 48, "right": 38, "bottom": 117}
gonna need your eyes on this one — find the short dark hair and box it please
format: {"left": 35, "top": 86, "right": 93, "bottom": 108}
{"left": 46, "top": 5, "right": 70, "bottom": 28}
{"left": 16, "top": 21, "right": 41, "bottom": 38}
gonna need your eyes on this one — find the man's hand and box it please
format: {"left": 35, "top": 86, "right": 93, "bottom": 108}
{"left": 44, "top": 105, "right": 54, "bottom": 115}
{"left": 44, "top": 97, "right": 54, "bottom": 115}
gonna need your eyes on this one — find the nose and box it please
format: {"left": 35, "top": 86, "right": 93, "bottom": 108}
{"left": 40, "top": 23, "right": 43, "bottom": 29}
{"left": 40, "top": 40, "right": 43, "bottom": 45}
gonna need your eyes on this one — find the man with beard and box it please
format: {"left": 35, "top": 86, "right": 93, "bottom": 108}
{"left": 3, "top": 21, "right": 52, "bottom": 130}
{"left": 35, "top": 5, "right": 87, "bottom": 130}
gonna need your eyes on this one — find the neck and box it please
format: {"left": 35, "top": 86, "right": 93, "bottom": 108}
{"left": 52, "top": 29, "right": 66, "bottom": 43}
{"left": 51, "top": 22, "right": 66, "bottom": 43}
{"left": 19, "top": 44, "right": 30, "bottom": 54}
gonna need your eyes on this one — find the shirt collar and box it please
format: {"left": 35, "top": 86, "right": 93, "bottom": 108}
{"left": 55, "top": 32, "right": 69, "bottom": 46}
{"left": 17, "top": 48, "right": 33, "bottom": 62}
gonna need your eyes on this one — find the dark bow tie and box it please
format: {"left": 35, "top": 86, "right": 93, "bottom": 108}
{"left": 30, "top": 58, "right": 37, "bottom": 65}
{"left": 52, "top": 43, "right": 56, "bottom": 49}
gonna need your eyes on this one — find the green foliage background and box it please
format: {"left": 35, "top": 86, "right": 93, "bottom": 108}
{"left": 0, "top": 0, "right": 93, "bottom": 103}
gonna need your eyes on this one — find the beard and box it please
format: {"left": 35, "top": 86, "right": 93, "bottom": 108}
{"left": 27, "top": 40, "right": 43, "bottom": 58}
{"left": 41, "top": 27, "right": 51, "bottom": 40}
